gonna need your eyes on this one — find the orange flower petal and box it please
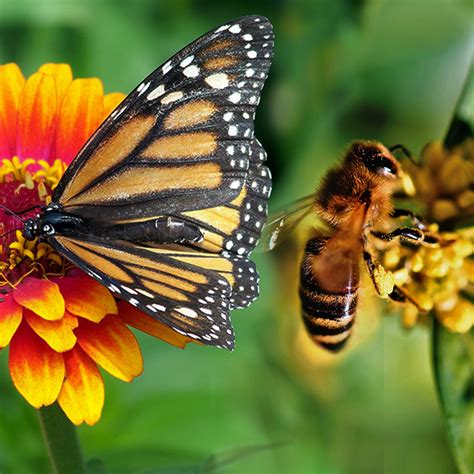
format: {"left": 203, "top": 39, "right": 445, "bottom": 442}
{"left": 52, "top": 78, "right": 104, "bottom": 163}
{"left": 17, "top": 71, "right": 57, "bottom": 160}
{"left": 58, "top": 346, "right": 104, "bottom": 426}
{"left": 76, "top": 315, "right": 143, "bottom": 382}
{"left": 58, "top": 275, "right": 117, "bottom": 322}
{"left": 9, "top": 321, "right": 65, "bottom": 408}
{"left": 118, "top": 301, "right": 192, "bottom": 349}
{"left": 13, "top": 277, "right": 65, "bottom": 321}
{"left": 0, "top": 292, "right": 23, "bottom": 348}
{"left": 102, "top": 92, "right": 125, "bottom": 119}
{"left": 38, "top": 63, "right": 73, "bottom": 106}
{"left": 25, "top": 309, "right": 78, "bottom": 352}
{"left": 0, "top": 63, "right": 25, "bottom": 157}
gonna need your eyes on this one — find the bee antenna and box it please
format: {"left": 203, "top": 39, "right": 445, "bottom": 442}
{"left": 389, "top": 144, "right": 418, "bottom": 166}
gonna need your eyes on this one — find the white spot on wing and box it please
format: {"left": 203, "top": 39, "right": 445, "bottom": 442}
{"left": 183, "top": 65, "right": 200, "bottom": 78}
{"left": 177, "top": 307, "right": 198, "bottom": 318}
{"left": 229, "top": 24, "right": 241, "bottom": 34}
{"left": 162, "top": 61, "right": 172, "bottom": 75}
{"left": 205, "top": 73, "right": 229, "bottom": 89}
{"left": 228, "top": 92, "right": 241, "bottom": 104}
{"left": 147, "top": 84, "right": 165, "bottom": 100}
{"left": 180, "top": 55, "right": 194, "bottom": 67}
{"left": 137, "top": 81, "right": 151, "bottom": 96}
{"left": 161, "top": 91, "right": 184, "bottom": 104}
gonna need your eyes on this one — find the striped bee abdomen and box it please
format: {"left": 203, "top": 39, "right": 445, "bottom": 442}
{"left": 299, "top": 236, "right": 359, "bottom": 351}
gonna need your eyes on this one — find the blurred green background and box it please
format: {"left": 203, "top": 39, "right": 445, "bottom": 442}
{"left": 0, "top": 0, "right": 473, "bottom": 473}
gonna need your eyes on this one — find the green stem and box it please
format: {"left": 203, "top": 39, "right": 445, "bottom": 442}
{"left": 37, "top": 404, "right": 87, "bottom": 474}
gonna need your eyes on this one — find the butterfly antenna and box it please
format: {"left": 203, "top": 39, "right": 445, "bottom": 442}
{"left": 0, "top": 204, "right": 26, "bottom": 223}
{"left": 0, "top": 227, "right": 22, "bottom": 240}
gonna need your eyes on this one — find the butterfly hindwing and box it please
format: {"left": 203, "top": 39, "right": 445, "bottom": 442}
{"left": 50, "top": 234, "right": 238, "bottom": 349}
{"left": 54, "top": 16, "right": 274, "bottom": 223}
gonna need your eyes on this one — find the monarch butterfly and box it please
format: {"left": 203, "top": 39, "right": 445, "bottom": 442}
{"left": 19, "top": 16, "right": 274, "bottom": 350}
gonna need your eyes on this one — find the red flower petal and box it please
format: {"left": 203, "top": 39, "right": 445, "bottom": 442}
{"left": 38, "top": 63, "right": 73, "bottom": 107}
{"left": 58, "top": 346, "right": 104, "bottom": 426}
{"left": 25, "top": 309, "right": 78, "bottom": 352}
{"left": 0, "top": 63, "right": 25, "bottom": 158}
{"left": 0, "top": 292, "right": 23, "bottom": 348}
{"left": 58, "top": 276, "right": 117, "bottom": 322}
{"left": 13, "top": 277, "right": 65, "bottom": 321}
{"left": 16, "top": 71, "right": 58, "bottom": 160}
{"left": 76, "top": 315, "right": 143, "bottom": 382}
{"left": 118, "top": 301, "right": 193, "bottom": 349}
{"left": 9, "top": 321, "right": 65, "bottom": 408}
{"left": 52, "top": 78, "right": 104, "bottom": 163}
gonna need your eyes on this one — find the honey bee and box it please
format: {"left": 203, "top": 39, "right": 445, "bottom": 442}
{"left": 264, "top": 140, "right": 437, "bottom": 351}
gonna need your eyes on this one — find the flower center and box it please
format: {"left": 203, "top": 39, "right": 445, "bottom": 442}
{"left": 1, "top": 157, "right": 67, "bottom": 288}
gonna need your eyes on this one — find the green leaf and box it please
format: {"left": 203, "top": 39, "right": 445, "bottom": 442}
{"left": 432, "top": 321, "right": 474, "bottom": 474}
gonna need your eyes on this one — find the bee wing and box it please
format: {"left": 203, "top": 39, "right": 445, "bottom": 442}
{"left": 259, "top": 194, "right": 315, "bottom": 251}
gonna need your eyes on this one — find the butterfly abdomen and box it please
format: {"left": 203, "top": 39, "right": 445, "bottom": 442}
{"left": 299, "top": 237, "right": 358, "bottom": 351}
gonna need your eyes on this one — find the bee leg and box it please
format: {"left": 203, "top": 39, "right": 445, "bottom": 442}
{"left": 371, "top": 227, "right": 424, "bottom": 245}
{"left": 372, "top": 226, "right": 440, "bottom": 247}
{"left": 363, "top": 250, "right": 393, "bottom": 297}
{"left": 390, "top": 208, "right": 428, "bottom": 230}
{"left": 387, "top": 285, "right": 427, "bottom": 312}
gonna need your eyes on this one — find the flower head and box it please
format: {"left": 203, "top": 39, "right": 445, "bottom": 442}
{"left": 0, "top": 63, "right": 192, "bottom": 425}
{"left": 378, "top": 141, "right": 474, "bottom": 333}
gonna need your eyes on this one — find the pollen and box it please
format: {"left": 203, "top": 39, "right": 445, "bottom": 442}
{"left": 0, "top": 156, "right": 66, "bottom": 288}
{"left": 375, "top": 138, "right": 474, "bottom": 334}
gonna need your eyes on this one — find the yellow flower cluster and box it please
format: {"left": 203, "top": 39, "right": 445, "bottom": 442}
{"left": 0, "top": 157, "right": 66, "bottom": 284}
{"left": 403, "top": 140, "right": 474, "bottom": 223}
{"left": 382, "top": 226, "right": 473, "bottom": 332}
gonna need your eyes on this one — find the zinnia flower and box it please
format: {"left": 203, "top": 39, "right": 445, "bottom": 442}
{"left": 0, "top": 63, "right": 192, "bottom": 425}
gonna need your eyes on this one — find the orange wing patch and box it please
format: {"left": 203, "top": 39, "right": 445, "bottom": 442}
{"left": 142, "top": 132, "right": 217, "bottom": 159}
{"left": 163, "top": 100, "right": 217, "bottom": 130}
{"left": 64, "top": 162, "right": 222, "bottom": 207}
{"left": 203, "top": 56, "right": 239, "bottom": 71}
{"left": 60, "top": 115, "right": 157, "bottom": 204}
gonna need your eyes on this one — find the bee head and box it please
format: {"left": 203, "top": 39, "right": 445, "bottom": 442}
{"left": 347, "top": 141, "right": 400, "bottom": 178}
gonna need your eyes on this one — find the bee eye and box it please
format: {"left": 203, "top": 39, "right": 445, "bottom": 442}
{"left": 363, "top": 154, "right": 398, "bottom": 176}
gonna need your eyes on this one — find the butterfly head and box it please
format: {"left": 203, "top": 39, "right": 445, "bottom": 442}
{"left": 23, "top": 218, "right": 40, "bottom": 240}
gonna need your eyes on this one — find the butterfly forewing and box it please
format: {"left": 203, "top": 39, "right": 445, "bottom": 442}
{"left": 178, "top": 138, "right": 272, "bottom": 256}
{"left": 54, "top": 16, "right": 274, "bottom": 222}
